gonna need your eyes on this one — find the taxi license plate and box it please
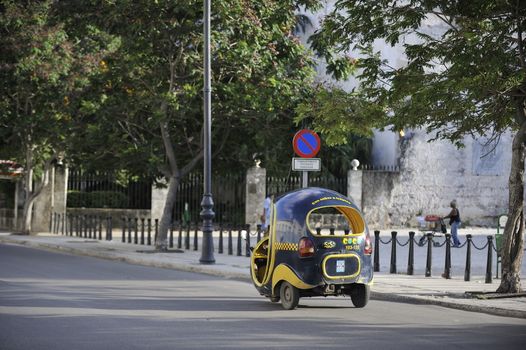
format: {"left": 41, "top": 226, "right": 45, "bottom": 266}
{"left": 336, "top": 260, "right": 345, "bottom": 273}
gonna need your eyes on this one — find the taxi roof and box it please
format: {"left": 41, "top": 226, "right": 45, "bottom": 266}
{"left": 274, "top": 187, "right": 361, "bottom": 221}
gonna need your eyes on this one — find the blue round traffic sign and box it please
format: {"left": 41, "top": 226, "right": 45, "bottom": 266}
{"left": 293, "top": 129, "right": 321, "bottom": 158}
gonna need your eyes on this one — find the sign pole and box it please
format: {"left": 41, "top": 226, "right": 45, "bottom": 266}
{"left": 302, "top": 171, "right": 308, "bottom": 188}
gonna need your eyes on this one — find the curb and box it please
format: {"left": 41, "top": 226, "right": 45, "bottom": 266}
{"left": 1, "top": 236, "right": 524, "bottom": 319}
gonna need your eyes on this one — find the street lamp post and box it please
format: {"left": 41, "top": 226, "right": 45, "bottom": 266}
{"left": 200, "top": 0, "right": 215, "bottom": 264}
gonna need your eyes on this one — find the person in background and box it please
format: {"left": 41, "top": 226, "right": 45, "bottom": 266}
{"left": 260, "top": 194, "right": 272, "bottom": 234}
{"left": 443, "top": 200, "right": 461, "bottom": 247}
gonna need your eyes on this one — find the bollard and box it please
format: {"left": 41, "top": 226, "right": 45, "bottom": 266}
{"left": 155, "top": 219, "right": 159, "bottom": 243}
{"left": 218, "top": 226, "right": 224, "bottom": 254}
{"left": 127, "top": 218, "right": 132, "bottom": 243}
{"left": 93, "top": 215, "right": 98, "bottom": 239}
{"left": 316, "top": 227, "right": 321, "bottom": 235}
{"left": 344, "top": 229, "right": 350, "bottom": 234}
{"left": 256, "top": 224, "right": 262, "bottom": 243}
{"left": 62, "top": 214, "right": 66, "bottom": 236}
{"left": 485, "top": 235, "right": 493, "bottom": 283}
{"left": 169, "top": 224, "right": 174, "bottom": 248}
{"left": 90, "top": 216, "right": 94, "bottom": 239}
{"left": 98, "top": 216, "right": 102, "bottom": 240}
{"left": 185, "top": 224, "right": 190, "bottom": 250}
{"left": 134, "top": 218, "right": 139, "bottom": 244}
{"left": 51, "top": 213, "right": 55, "bottom": 233}
{"left": 445, "top": 233, "right": 452, "bottom": 277}
{"left": 330, "top": 227, "right": 335, "bottom": 236}
{"left": 91, "top": 215, "right": 96, "bottom": 239}
{"left": 122, "top": 217, "right": 126, "bottom": 243}
{"left": 87, "top": 215, "right": 92, "bottom": 239}
{"left": 464, "top": 234, "right": 472, "bottom": 281}
{"left": 374, "top": 230, "right": 380, "bottom": 272}
{"left": 246, "top": 225, "right": 251, "bottom": 257}
{"left": 178, "top": 224, "right": 183, "bottom": 249}
{"left": 84, "top": 215, "right": 88, "bottom": 238}
{"left": 228, "top": 228, "right": 233, "bottom": 255}
{"left": 237, "top": 229, "right": 242, "bottom": 256}
{"left": 107, "top": 216, "right": 112, "bottom": 241}
{"left": 147, "top": 219, "right": 152, "bottom": 246}
{"left": 425, "top": 233, "right": 433, "bottom": 277}
{"left": 390, "top": 231, "right": 397, "bottom": 274}
{"left": 407, "top": 231, "right": 415, "bottom": 275}
{"left": 193, "top": 223, "right": 198, "bottom": 251}
{"left": 140, "top": 218, "right": 145, "bottom": 245}
{"left": 80, "top": 215, "right": 86, "bottom": 238}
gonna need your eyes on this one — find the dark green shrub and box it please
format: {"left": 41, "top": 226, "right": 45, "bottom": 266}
{"left": 89, "top": 191, "right": 128, "bottom": 208}
{"left": 67, "top": 191, "right": 87, "bottom": 208}
{"left": 67, "top": 191, "right": 128, "bottom": 208}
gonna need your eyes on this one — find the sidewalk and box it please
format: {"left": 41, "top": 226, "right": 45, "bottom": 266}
{"left": 1, "top": 231, "right": 525, "bottom": 319}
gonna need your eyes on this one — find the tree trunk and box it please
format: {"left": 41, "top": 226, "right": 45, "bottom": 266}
{"left": 497, "top": 120, "right": 526, "bottom": 293}
{"left": 155, "top": 175, "right": 180, "bottom": 252}
{"left": 21, "top": 146, "right": 34, "bottom": 234}
{"left": 21, "top": 199, "right": 34, "bottom": 235}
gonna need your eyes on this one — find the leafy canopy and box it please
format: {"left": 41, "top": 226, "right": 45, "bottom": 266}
{"left": 309, "top": 0, "right": 525, "bottom": 145}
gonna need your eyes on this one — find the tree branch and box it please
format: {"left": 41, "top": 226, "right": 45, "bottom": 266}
{"left": 516, "top": 7, "right": 526, "bottom": 70}
{"left": 430, "top": 10, "right": 459, "bottom": 33}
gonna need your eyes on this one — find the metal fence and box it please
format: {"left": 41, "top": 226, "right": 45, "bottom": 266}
{"left": 67, "top": 169, "right": 151, "bottom": 209}
{"left": 0, "top": 208, "right": 21, "bottom": 231}
{"left": 266, "top": 173, "right": 347, "bottom": 197}
{"left": 172, "top": 172, "right": 246, "bottom": 226}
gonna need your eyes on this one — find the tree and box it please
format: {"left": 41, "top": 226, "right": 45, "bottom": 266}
{"left": 58, "top": 0, "right": 323, "bottom": 251}
{"left": 309, "top": 0, "right": 525, "bottom": 293}
{"left": 0, "top": 0, "right": 114, "bottom": 233}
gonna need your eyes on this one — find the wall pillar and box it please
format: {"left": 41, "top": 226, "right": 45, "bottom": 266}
{"left": 347, "top": 169, "right": 363, "bottom": 210}
{"left": 32, "top": 166, "right": 68, "bottom": 233}
{"left": 245, "top": 166, "right": 266, "bottom": 229}
{"left": 151, "top": 179, "right": 168, "bottom": 221}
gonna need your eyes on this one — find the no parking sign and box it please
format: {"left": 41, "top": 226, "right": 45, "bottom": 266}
{"left": 292, "top": 129, "right": 321, "bottom": 158}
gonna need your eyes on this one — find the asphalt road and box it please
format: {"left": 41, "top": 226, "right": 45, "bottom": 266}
{"left": 1, "top": 244, "right": 525, "bottom": 350}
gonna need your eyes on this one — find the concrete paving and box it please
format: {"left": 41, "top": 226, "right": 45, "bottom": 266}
{"left": 1, "top": 229, "right": 525, "bottom": 320}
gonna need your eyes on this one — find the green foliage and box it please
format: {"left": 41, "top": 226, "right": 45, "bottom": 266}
{"left": 67, "top": 190, "right": 128, "bottom": 208}
{"left": 0, "top": 0, "right": 117, "bottom": 176}
{"left": 53, "top": 0, "right": 326, "bottom": 177}
{"left": 310, "top": 0, "right": 525, "bottom": 144}
{"left": 295, "top": 84, "right": 380, "bottom": 145}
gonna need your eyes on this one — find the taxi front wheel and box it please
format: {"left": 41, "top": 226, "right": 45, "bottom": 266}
{"left": 280, "top": 282, "right": 299, "bottom": 310}
{"left": 350, "top": 284, "right": 370, "bottom": 308}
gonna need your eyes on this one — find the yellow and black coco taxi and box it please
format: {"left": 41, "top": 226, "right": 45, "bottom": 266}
{"left": 250, "top": 187, "right": 373, "bottom": 310}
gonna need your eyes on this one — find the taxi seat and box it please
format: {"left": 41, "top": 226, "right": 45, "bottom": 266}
{"left": 253, "top": 237, "right": 269, "bottom": 283}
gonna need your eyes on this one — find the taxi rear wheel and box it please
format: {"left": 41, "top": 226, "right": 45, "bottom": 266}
{"left": 280, "top": 282, "right": 299, "bottom": 310}
{"left": 350, "top": 284, "right": 370, "bottom": 308}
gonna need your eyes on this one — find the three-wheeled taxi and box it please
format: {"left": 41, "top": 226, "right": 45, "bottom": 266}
{"left": 250, "top": 187, "right": 373, "bottom": 310}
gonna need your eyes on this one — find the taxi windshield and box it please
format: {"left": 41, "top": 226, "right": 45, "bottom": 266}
{"left": 307, "top": 206, "right": 365, "bottom": 236}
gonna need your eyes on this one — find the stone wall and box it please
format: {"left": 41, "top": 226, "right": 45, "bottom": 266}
{"left": 360, "top": 129, "right": 514, "bottom": 228}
